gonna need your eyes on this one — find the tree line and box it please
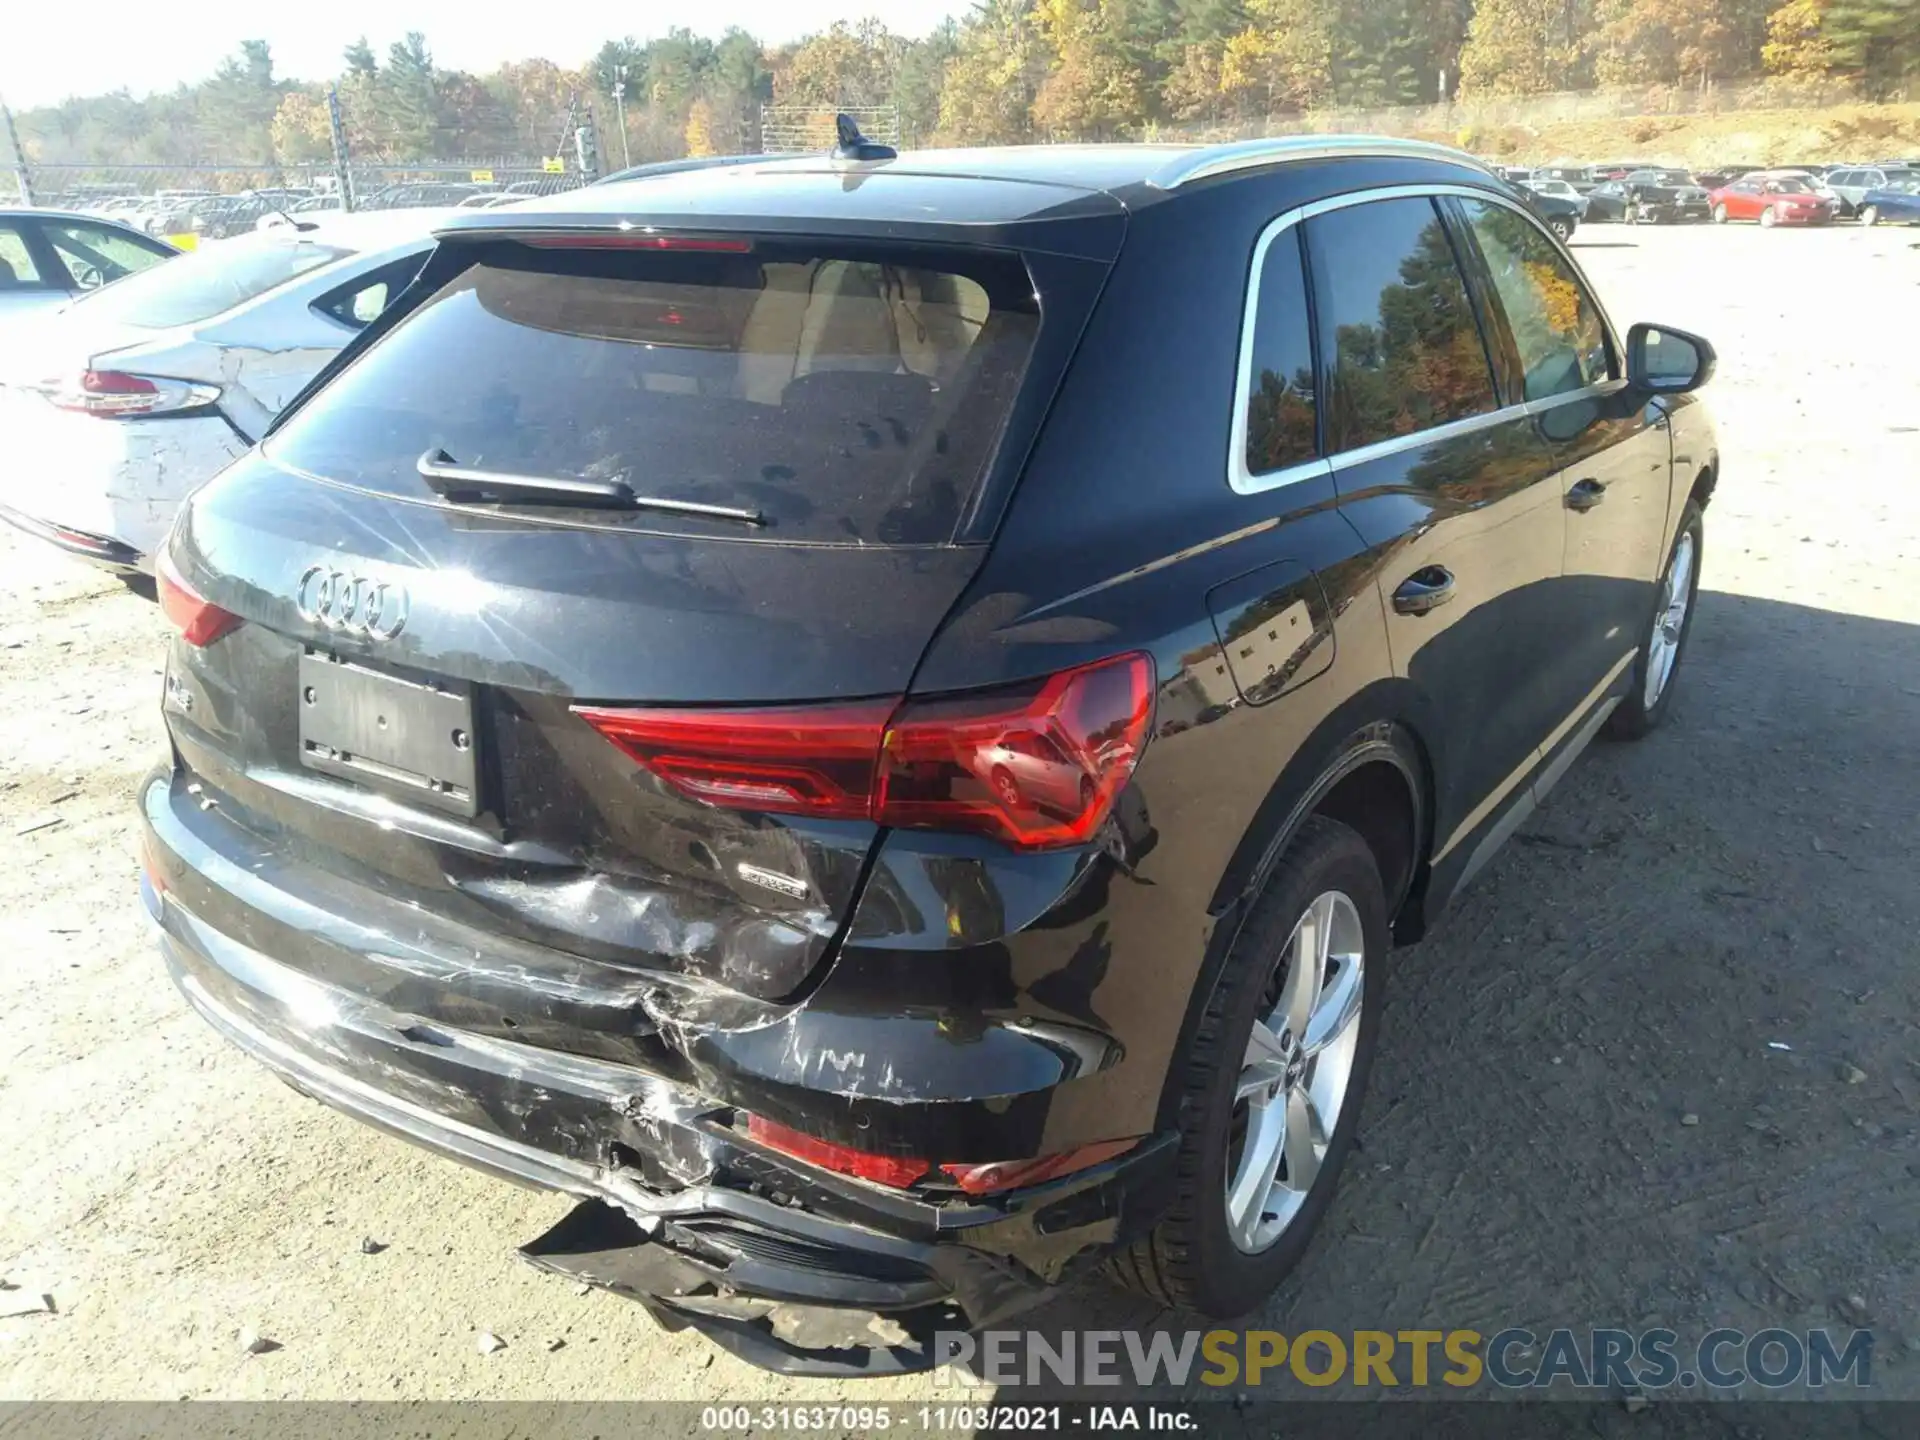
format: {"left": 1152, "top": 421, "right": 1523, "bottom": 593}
{"left": 13, "top": 0, "right": 1917, "bottom": 168}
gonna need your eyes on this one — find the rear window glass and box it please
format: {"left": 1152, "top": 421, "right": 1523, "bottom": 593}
{"left": 266, "top": 242, "right": 1040, "bottom": 545}
{"left": 65, "top": 232, "right": 347, "bottom": 329}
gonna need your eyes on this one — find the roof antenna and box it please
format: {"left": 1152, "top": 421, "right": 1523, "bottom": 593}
{"left": 832, "top": 113, "right": 897, "bottom": 163}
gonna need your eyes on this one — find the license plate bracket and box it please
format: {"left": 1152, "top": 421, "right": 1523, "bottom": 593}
{"left": 298, "top": 651, "right": 478, "bottom": 817}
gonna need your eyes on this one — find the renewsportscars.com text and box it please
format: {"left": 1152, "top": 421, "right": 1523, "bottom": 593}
{"left": 934, "top": 1327, "right": 1873, "bottom": 1391}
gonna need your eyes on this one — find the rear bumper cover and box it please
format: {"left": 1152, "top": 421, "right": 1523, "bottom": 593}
{"left": 141, "top": 771, "right": 1176, "bottom": 1373}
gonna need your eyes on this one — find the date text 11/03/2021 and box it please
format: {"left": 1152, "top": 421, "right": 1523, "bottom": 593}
{"left": 700, "top": 1406, "right": 1193, "bottom": 1431}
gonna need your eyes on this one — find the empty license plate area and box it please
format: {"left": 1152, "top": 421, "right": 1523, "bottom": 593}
{"left": 298, "top": 651, "right": 478, "bottom": 816}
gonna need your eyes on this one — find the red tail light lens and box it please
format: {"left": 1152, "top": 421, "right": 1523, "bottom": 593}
{"left": 43, "top": 370, "right": 220, "bottom": 418}
{"left": 573, "top": 699, "right": 893, "bottom": 819}
{"left": 746, "top": 1115, "right": 929, "bottom": 1189}
{"left": 575, "top": 653, "right": 1154, "bottom": 851}
{"left": 156, "top": 551, "right": 241, "bottom": 647}
{"left": 745, "top": 1115, "right": 1137, "bottom": 1195}
{"left": 878, "top": 654, "right": 1155, "bottom": 850}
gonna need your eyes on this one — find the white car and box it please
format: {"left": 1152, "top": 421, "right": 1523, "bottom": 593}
{"left": 1523, "top": 177, "right": 1591, "bottom": 218}
{"left": 0, "top": 209, "right": 455, "bottom": 576}
{"left": 1, "top": 209, "right": 178, "bottom": 330}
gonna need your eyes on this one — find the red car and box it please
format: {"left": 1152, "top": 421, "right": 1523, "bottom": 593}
{"left": 1708, "top": 174, "right": 1838, "bottom": 227}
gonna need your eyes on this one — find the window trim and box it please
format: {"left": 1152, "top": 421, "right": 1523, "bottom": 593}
{"left": 1228, "top": 182, "right": 1626, "bottom": 497}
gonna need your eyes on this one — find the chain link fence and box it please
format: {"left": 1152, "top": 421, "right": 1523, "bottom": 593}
{"left": 1, "top": 88, "right": 598, "bottom": 245}
{"left": 758, "top": 105, "right": 899, "bottom": 154}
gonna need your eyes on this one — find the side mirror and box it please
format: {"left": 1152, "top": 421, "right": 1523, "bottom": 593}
{"left": 1627, "top": 322, "right": 1716, "bottom": 394}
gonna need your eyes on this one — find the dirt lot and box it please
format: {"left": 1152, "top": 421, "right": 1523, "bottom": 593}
{"left": 1, "top": 221, "right": 1917, "bottom": 1406}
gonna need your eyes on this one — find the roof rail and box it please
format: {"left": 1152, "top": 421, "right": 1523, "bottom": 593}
{"left": 1149, "top": 135, "right": 1496, "bottom": 190}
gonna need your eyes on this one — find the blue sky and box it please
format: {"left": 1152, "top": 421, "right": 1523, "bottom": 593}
{"left": 1, "top": 2, "right": 966, "bottom": 109}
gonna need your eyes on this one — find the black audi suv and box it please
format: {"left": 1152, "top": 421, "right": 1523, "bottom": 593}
{"left": 141, "top": 135, "right": 1718, "bottom": 1373}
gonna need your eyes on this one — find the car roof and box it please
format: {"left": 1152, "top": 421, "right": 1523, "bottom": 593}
{"left": 439, "top": 136, "right": 1494, "bottom": 241}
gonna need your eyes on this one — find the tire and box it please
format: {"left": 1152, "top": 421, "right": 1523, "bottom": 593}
{"left": 1607, "top": 500, "right": 1703, "bottom": 741}
{"left": 1547, "top": 217, "right": 1573, "bottom": 241}
{"left": 1109, "top": 815, "right": 1387, "bottom": 1316}
{"left": 1759, "top": 205, "right": 1779, "bottom": 228}
{"left": 1712, "top": 203, "right": 1729, "bottom": 224}
{"left": 1860, "top": 205, "right": 1879, "bottom": 227}
{"left": 118, "top": 573, "right": 158, "bottom": 601}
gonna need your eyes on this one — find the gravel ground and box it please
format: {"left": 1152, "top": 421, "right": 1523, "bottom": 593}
{"left": 1, "top": 222, "right": 1916, "bottom": 1405}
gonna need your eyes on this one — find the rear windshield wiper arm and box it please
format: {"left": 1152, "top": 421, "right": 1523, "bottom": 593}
{"left": 416, "top": 449, "right": 765, "bottom": 525}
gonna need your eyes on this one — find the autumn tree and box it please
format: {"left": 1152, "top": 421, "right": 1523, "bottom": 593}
{"left": 1762, "top": 0, "right": 1836, "bottom": 76}
{"left": 1031, "top": 0, "right": 1150, "bottom": 139}
{"left": 1458, "top": 0, "right": 1571, "bottom": 93}
{"left": 1220, "top": 0, "right": 1337, "bottom": 115}
{"left": 939, "top": 0, "right": 1048, "bottom": 144}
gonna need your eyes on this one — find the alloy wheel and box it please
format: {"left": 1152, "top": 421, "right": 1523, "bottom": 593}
{"left": 1861, "top": 206, "right": 1879, "bottom": 227}
{"left": 1645, "top": 531, "right": 1696, "bottom": 708}
{"left": 1224, "top": 891, "right": 1365, "bottom": 1253}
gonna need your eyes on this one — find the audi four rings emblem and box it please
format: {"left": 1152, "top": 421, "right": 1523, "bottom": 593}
{"left": 295, "top": 565, "right": 409, "bottom": 640}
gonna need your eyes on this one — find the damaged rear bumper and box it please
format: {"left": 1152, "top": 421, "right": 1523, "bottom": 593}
{"left": 141, "top": 798, "right": 1176, "bottom": 1374}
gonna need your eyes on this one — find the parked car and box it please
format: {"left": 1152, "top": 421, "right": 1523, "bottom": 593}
{"left": 128, "top": 190, "right": 217, "bottom": 237}
{"left": 1824, "top": 165, "right": 1915, "bottom": 216}
{"left": 1581, "top": 180, "right": 1637, "bottom": 221}
{"left": 1523, "top": 177, "right": 1590, "bottom": 218}
{"left": 0, "top": 210, "right": 452, "bottom": 574}
{"left": 1857, "top": 178, "right": 1920, "bottom": 226}
{"left": 140, "top": 135, "right": 1719, "bottom": 1373}
{"left": 1628, "top": 184, "right": 1712, "bottom": 224}
{"left": 0, "top": 209, "right": 177, "bottom": 329}
{"left": 1532, "top": 164, "right": 1596, "bottom": 191}
{"left": 1519, "top": 185, "right": 1582, "bottom": 239}
{"left": 1707, "top": 174, "right": 1838, "bottom": 226}
{"left": 1690, "top": 168, "right": 1748, "bottom": 191}
{"left": 359, "top": 182, "right": 486, "bottom": 210}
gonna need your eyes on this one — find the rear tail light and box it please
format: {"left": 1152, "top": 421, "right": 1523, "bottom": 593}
{"left": 156, "top": 550, "right": 241, "bottom": 647}
{"left": 746, "top": 1115, "right": 1137, "bottom": 1194}
{"left": 40, "top": 370, "right": 221, "bottom": 418}
{"left": 575, "top": 652, "right": 1155, "bottom": 852}
{"left": 746, "top": 1115, "right": 929, "bottom": 1189}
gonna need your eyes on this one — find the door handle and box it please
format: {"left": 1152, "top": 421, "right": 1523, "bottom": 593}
{"left": 1392, "top": 566, "right": 1456, "bottom": 616}
{"left": 1566, "top": 478, "right": 1608, "bottom": 511}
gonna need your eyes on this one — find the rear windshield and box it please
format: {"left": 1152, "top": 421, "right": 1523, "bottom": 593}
{"left": 66, "top": 231, "right": 348, "bottom": 329}
{"left": 263, "top": 240, "right": 1041, "bottom": 545}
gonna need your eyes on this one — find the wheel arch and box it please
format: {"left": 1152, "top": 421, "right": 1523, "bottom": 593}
{"left": 1153, "top": 687, "right": 1438, "bottom": 1134}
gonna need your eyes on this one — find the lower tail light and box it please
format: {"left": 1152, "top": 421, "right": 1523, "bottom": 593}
{"left": 575, "top": 653, "right": 1154, "bottom": 851}
{"left": 40, "top": 370, "right": 220, "bottom": 418}
{"left": 745, "top": 1115, "right": 1137, "bottom": 1195}
{"left": 746, "top": 1115, "right": 929, "bottom": 1189}
{"left": 156, "top": 550, "right": 241, "bottom": 647}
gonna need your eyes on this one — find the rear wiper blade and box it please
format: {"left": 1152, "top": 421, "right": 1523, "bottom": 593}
{"left": 415, "top": 449, "right": 765, "bottom": 525}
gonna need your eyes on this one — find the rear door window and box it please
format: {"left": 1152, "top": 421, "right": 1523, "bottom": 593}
{"left": 312, "top": 252, "right": 428, "bottom": 330}
{"left": 0, "top": 223, "right": 48, "bottom": 289}
{"left": 266, "top": 240, "right": 1041, "bottom": 545}
{"left": 41, "top": 222, "right": 172, "bottom": 290}
{"left": 64, "top": 231, "right": 348, "bottom": 329}
{"left": 1302, "top": 197, "right": 1499, "bottom": 454}
{"left": 1240, "top": 227, "right": 1318, "bottom": 477}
